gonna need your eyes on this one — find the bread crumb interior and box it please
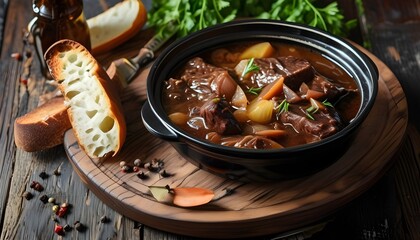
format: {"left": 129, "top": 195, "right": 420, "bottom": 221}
{"left": 58, "top": 49, "right": 118, "bottom": 157}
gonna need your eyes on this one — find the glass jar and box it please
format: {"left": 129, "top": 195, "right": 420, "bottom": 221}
{"left": 30, "top": 0, "right": 91, "bottom": 78}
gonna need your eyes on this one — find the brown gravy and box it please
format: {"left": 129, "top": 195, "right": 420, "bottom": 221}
{"left": 162, "top": 42, "right": 360, "bottom": 149}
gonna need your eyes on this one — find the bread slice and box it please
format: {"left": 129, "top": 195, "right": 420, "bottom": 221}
{"left": 87, "top": 0, "right": 147, "bottom": 55}
{"left": 44, "top": 39, "right": 126, "bottom": 158}
{"left": 14, "top": 97, "right": 71, "bottom": 152}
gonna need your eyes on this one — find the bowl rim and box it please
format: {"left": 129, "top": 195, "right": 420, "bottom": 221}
{"left": 145, "top": 19, "right": 379, "bottom": 156}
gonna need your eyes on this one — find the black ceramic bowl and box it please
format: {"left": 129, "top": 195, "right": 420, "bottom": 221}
{"left": 141, "top": 20, "right": 378, "bottom": 181}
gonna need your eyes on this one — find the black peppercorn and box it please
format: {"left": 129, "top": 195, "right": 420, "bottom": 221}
{"left": 136, "top": 171, "right": 148, "bottom": 179}
{"left": 148, "top": 165, "right": 159, "bottom": 172}
{"left": 159, "top": 170, "right": 171, "bottom": 178}
{"left": 74, "top": 221, "right": 85, "bottom": 232}
{"left": 39, "top": 194, "right": 49, "bottom": 204}
{"left": 149, "top": 159, "right": 164, "bottom": 172}
{"left": 24, "top": 50, "right": 32, "bottom": 58}
{"left": 154, "top": 158, "right": 164, "bottom": 167}
{"left": 22, "top": 191, "right": 33, "bottom": 200}
{"left": 63, "top": 224, "right": 72, "bottom": 232}
{"left": 39, "top": 171, "right": 48, "bottom": 180}
{"left": 121, "top": 165, "right": 132, "bottom": 173}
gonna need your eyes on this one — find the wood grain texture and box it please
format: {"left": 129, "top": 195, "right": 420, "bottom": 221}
{"left": 0, "top": 1, "right": 143, "bottom": 240}
{"left": 0, "top": 0, "right": 34, "bottom": 237}
{"left": 393, "top": 125, "right": 420, "bottom": 240}
{"left": 361, "top": 1, "right": 420, "bottom": 129}
{"left": 360, "top": 2, "right": 420, "bottom": 238}
{"left": 63, "top": 45, "right": 408, "bottom": 238}
{"left": 0, "top": 0, "right": 6, "bottom": 51}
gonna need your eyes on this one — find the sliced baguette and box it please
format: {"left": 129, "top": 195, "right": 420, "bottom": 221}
{"left": 88, "top": 0, "right": 147, "bottom": 55}
{"left": 44, "top": 39, "right": 126, "bottom": 158}
{"left": 14, "top": 97, "right": 71, "bottom": 152}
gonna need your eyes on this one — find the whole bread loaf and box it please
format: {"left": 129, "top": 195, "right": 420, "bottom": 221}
{"left": 44, "top": 39, "right": 126, "bottom": 158}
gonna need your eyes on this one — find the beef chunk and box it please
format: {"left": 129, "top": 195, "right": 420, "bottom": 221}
{"left": 244, "top": 57, "right": 314, "bottom": 90}
{"left": 280, "top": 109, "right": 342, "bottom": 140}
{"left": 278, "top": 57, "right": 315, "bottom": 90}
{"left": 243, "top": 58, "right": 280, "bottom": 88}
{"left": 163, "top": 78, "right": 200, "bottom": 113}
{"left": 200, "top": 98, "right": 241, "bottom": 135}
{"left": 179, "top": 57, "right": 233, "bottom": 101}
{"left": 308, "top": 75, "right": 346, "bottom": 101}
{"left": 177, "top": 57, "right": 239, "bottom": 101}
{"left": 181, "top": 57, "right": 224, "bottom": 84}
{"left": 164, "top": 78, "right": 191, "bottom": 102}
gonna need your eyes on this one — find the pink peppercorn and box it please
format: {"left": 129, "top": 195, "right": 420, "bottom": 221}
{"left": 30, "top": 181, "right": 44, "bottom": 192}
{"left": 57, "top": 206, "right": 68, "bottom": 217}
{"left": 54, "top": 224, "right": 65, "bottom": 236}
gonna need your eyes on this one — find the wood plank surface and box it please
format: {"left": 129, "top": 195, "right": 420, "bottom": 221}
{"left": 0, "top": 0, "right": 419, "bottom": 239}
{"left": 360, "top": 1, "right": 420, "bottom": 239}
{"left": 0, "top": 1, "right": 143, "bottom": 240}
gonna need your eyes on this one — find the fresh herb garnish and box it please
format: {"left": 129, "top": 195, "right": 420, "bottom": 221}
{"left": 322, "top": 99, "right": 333, "bottom": 108}
{"left": 305, "top": 99, "right": 333, "bottom": 120}
{"left": 148, "top": 0, "right": 356, "bottom": 38}
{"left": 276, "top": 99, "right": 289, "bottom": 113}
{"left": 242, "top": 58, "right": 260, "bottom": 77}
{"left": 305, "top": 112, "right": 315, "bottom": 120}
{"left": 305, "top": 105, "right": 316, "bottom": 120}
{"left": 247, "top": 87, "right": 262, "bottom": 95}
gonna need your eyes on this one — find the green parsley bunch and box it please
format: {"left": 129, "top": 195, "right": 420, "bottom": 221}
{"left": 147, "top": 0, "right": 356, "bottom": 37}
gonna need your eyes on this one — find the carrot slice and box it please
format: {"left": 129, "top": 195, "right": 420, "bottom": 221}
{"left": 173, "top": 187, "right": 215, "bottom": 207}
{"left": 261, "top": 76, "right": 285, "bottom": 100}
{"left": 306, "top": 89, "right": 325, "bottom": 99}
{"left": 255, "top": 129, "right": 287, "bottom": 138}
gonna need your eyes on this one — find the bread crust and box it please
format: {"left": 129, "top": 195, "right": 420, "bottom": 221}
{"left": 14, "top": 97, "right": 71, "bottom": 152}
{"left": 45, "top": 39, "right": 126, "bottom": 158}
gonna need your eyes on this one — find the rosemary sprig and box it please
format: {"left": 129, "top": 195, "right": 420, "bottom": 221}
{"left": 242, "top": 58, "right": 260, "bottom": 77}
{"left": 305, "top": 106, "right": 316, "bottom": 120}
{"left": 322, "top": 99, "right": 333, "bottom": 108}
{"left": 247, "top": 87, "right": 262, "bottom": 95}
{"left": 305, "top": 99, "right": 333, "bottom": 120}
{"left": 276, "top": 99, "right": 289, "bottom": 113}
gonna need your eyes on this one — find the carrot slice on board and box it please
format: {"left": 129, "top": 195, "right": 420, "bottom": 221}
{"left": 173, "top": 187, "right": 215, "bottom": 207}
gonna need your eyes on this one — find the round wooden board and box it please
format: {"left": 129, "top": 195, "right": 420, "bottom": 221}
{"left": 64, "top": 47, "right": 408, "bottom": 239}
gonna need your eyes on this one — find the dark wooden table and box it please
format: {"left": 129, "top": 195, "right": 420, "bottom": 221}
{"left": 0, "top": 0, "right": 419, "bottom": 239}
